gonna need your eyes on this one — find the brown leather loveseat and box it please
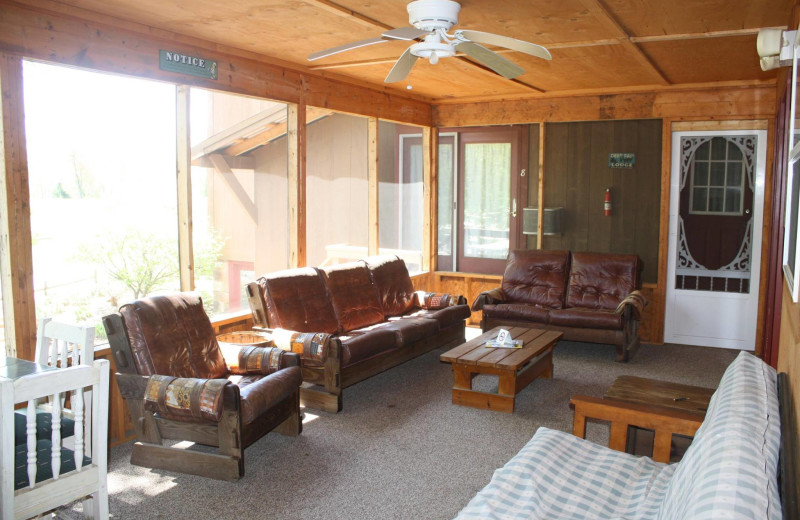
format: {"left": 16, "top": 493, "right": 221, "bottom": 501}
{"left": 247, "top": 255, "right": 470, "bottom": 412}
{"left": 103, "top": 293, "right": 303, "bottom": 480}
{"left": 472, "top": 250, "right": 647, "bottom": 362}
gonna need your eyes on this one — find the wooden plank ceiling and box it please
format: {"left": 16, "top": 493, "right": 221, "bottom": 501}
{"left": 27, "top": 0, "right": 794, "bottom": 102}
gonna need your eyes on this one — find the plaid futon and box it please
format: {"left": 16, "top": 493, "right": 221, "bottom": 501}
{"left": 455, "top": 352, "right": 781, "bottom": 520}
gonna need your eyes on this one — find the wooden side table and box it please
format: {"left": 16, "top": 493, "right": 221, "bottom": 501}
{"left": 440, "top": 327, "right": 562, "bottom": 413}
{"left": 570, "top": 376, "right": 714, "bottom": 463}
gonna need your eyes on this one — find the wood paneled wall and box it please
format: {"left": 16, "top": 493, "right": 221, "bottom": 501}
{"left": 542, "top": 120, "right": 662, "bottom": 283}
{"left": 778, "top": 283, "right": 800, "bottom": 501}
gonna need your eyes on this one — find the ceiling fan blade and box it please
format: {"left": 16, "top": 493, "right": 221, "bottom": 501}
{"left": 385, "top": 48, "right": 419, "bottom": 83}
{"left": 455, "top": 30, "right": 552, "bottom": 60}
{"left": 308, "top": 37, "right": 388, "bottom": 61}
{"left": 382, "top": 27, "right": 431, "bottom": 41}
{"left": 455, "top": 41, "right": 525, "bottom": 79}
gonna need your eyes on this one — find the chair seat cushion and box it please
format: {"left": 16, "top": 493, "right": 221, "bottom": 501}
{"left": 339, "top": 328, "right": 399, "bottom": 367}
{"left": 232, "top": 365, "right": 302, "bottom": 427}
{"left": 455, "top": 427, "right": 673, "bottom": 520}
{"left": 548, "top": 307, "right": 623, "bottom": 330}
{"left": 14, "top": 439, "right": 92, "bottom": 490}
{"left": 14, "top": 411, "right": 76, "bottom": 446}
{"left": 405, "top": 305, "right": 471, "bottom": 329}
{"left": 482, "top": 303, "right": 549, "bottom": 324}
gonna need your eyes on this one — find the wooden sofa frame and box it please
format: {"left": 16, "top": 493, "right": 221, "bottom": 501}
{"left": 103, "top": 314, "right": 302, "bottom": 480}
{"left": 251, "top": 318, "right": 467, "bottom": 413}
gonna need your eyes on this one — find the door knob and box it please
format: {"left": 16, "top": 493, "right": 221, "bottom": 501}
{"left": 511, "top": 198, "right": 517, "bottom": 218}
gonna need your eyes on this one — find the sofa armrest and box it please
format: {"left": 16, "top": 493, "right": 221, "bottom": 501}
{"left": 143, "top": 375, "right": 232, "bottom": 423}
{"left": 414, "top": 291, "right": 467, "bottom": 310}
{"left": 615, "top": 290, "right": 648, "bottom": 320}
{"left": 261, "top": 328, "right": 341, "bottom": 364}
{"left": 471, "top": 287, "right": 506, "bottom": 311}
{"left": 219, "top": 343, "right": 300, "bottom": 375}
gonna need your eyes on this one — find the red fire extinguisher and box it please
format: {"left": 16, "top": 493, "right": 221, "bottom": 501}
{"left": 604, "top": 187, "right": 612, "bottom": 216}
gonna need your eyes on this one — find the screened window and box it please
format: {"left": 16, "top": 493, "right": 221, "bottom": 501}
{"left": 689, "top": 137, "right": 745, "bottom": 215}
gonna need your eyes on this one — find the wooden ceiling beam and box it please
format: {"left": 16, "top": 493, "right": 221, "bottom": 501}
{"left": 630, "top": 27, "right": 786, "bottom": 44}
{"left": 577, "top": 0, "right": 670, "bottom": 85}
{"left": 302, "top": 0, "right": 392, "bottom": 31}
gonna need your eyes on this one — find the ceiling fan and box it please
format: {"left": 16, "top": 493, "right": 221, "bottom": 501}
{"left": 308, "top": 0, "right": 552, "bottom": 83}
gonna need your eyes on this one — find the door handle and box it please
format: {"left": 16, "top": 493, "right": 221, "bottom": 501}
{"left": 511, "top": 198, "right": 517, "bottom": 218}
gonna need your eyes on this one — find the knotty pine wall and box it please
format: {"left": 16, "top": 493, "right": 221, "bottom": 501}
{"left": 433, "top": 88, "right": 776, "bottom": 347}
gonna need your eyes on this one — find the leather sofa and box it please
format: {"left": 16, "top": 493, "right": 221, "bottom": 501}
{"left": 103, "top": 293, "right": 303, "bottom": 480}
{"left": 472, "top": 250, "right": 647, "bottom": 362}
{"left": 247, "top": 255, "right": 470, "bottom": 412}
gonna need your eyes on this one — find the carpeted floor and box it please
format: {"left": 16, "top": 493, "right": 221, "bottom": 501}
{"left": 63, "top": 337, "right": 738, "bottom": 520}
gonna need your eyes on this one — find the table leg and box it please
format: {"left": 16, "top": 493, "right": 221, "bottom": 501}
{"left": 452, "top": 365, "right": 473, "bottom": 390}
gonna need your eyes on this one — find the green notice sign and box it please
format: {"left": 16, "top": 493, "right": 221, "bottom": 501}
{"left": 609, "top": 153, "right": 635, "bottom": 169}
{"left": 159, "top": 50, "right": 217, "bottom": 80}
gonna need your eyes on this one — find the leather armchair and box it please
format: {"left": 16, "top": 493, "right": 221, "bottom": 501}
{"left": 103, "top": 293, "right": 302, "bottom": 480}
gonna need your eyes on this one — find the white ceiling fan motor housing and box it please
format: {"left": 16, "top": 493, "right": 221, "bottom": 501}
{"left": 407, "top": 0, "right": 461, "bottom": 32}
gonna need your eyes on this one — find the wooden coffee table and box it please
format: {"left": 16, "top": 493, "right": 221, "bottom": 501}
{"left": 440, "top": 327, "right": 562, "bottom": 413}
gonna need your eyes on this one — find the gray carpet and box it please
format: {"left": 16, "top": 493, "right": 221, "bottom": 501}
{"left": 63, "top": 338, "right": 737, "bottom": 520}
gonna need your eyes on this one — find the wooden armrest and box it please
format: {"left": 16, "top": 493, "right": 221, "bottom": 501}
{"left": 570, "top": 395, "right": 704, "bottom": 463}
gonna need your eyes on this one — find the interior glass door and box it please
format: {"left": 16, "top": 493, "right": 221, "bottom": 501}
{"left": 456, "top": 127, "right": 526, "bottom": 274}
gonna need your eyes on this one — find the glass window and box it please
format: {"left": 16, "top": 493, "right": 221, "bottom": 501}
{"left": 689, "top": 137, "right": 745, "bottom": 216}
{"left": 24, "top": 61, "right": 179, "bottom": 341}
{"left": 378, "top": 122, "right": 424, "bottom": 273}
{"left": 306, "top": 110, "right": 369, "bottom": 267}
{"left": 190, "top": 88, "right": 288, "bottom": 317}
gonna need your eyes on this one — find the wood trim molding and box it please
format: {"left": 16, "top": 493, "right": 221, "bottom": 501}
{"left": 536, "top": 124, "right": 545, "bottom": 248}
{"left": 433, "top": 86, "right": 777, "bottom": 126}
{"left": 423, "top": 126, "right": 437, "bottom": 272}
{"left": 176, "top": 86, "right": 194, "bottom": 291}
{"left": 368, "top": 117, "right": 379, "bottom": 255}
{"left": 288, "top": 102, "right": 307, "bottom": 268}
{"left": 0, "top": 52, "right": 36, "bottom": 359}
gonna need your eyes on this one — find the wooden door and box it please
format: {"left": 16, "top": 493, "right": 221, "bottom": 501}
{"left": 455, "top": 126, "right": 528, "bottom": 274}
{"left": 665, "top": 130, "right": 767, "bottom": 350}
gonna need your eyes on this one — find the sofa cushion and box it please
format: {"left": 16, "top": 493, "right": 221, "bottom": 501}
{"left": 368, "top": 316, "right": 440, "bottom": 347}
{"left": 364, "top": 255, "right": 416, "bottom": 317}
{"left": 657, "top": 351, "right": 781, "bottom": 520}
{"left": 566, "top": 252, "right": 641, "bottom": 310}
{"left": 482, "top": 303, "right": 549, "bottom": 324}
{"left": 405, "top": 304, "right": 471, "bottom": 329}
{"left": 230, "top": 365, "right": 303, "bottom": 427}
{"left": 323, "top": 262, "right": 385, "bottom": 332}
{"left": 339, "top": 328, "right": 399, "bottom": 367}
{"left": 548, "top": 307, "right": 623, "bottom": 330}
{"left": 258, "top": 267, "right": 339, "bottom": 334}
{"left": 119, "top": 293, "right": 227, "bottom": 379}
{"left": 501, "top": 250, "right": 570, "bottom": 309}
{"left": 455, "top": 427, "right": 673, "bottom": 519}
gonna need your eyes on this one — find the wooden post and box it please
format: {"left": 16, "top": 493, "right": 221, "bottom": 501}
{"left": 536, "top": 124, "right": 545, "bottom": 249}
{"left": 368, "top": 118, "right": 379, "bottom": 256}
{"left": 288, "top": 102, "right": 307, "bottom": 268}
{"left": 423, "top": 126, "right": 437, "bottom": 272}
{"left": 0, "top": 53, "right": 36, "bottom": 360}
{"left": 176, "top": 85, "right": 194, "bottom": 291}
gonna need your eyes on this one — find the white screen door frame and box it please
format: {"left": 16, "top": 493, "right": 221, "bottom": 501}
{"left": 665, "top": 129, "right": 766, "bottom": 350}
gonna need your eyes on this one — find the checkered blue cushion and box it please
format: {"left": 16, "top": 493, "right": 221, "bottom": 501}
{"left": 455, "top": 427, "right": 674, "bottom": 519}
{"left": 455, "top": 352, "right": 782, "bottom": 520}
{"left": 657, "top": 351, "right": 781, "bottom": 519}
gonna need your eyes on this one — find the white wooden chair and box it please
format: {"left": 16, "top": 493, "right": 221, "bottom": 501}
{"left": 29, "top": 318, "right": 96, "bottom": 456}
{"left": 1, "top": 359, "right": 109, "bottom": 520}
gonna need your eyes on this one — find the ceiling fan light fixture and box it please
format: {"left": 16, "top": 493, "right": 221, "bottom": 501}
{"left": 410, "top": 40, "right": 455, "bottom": 64}
{"left": 407, "top": 0, "right": 460, "bottom": 32}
